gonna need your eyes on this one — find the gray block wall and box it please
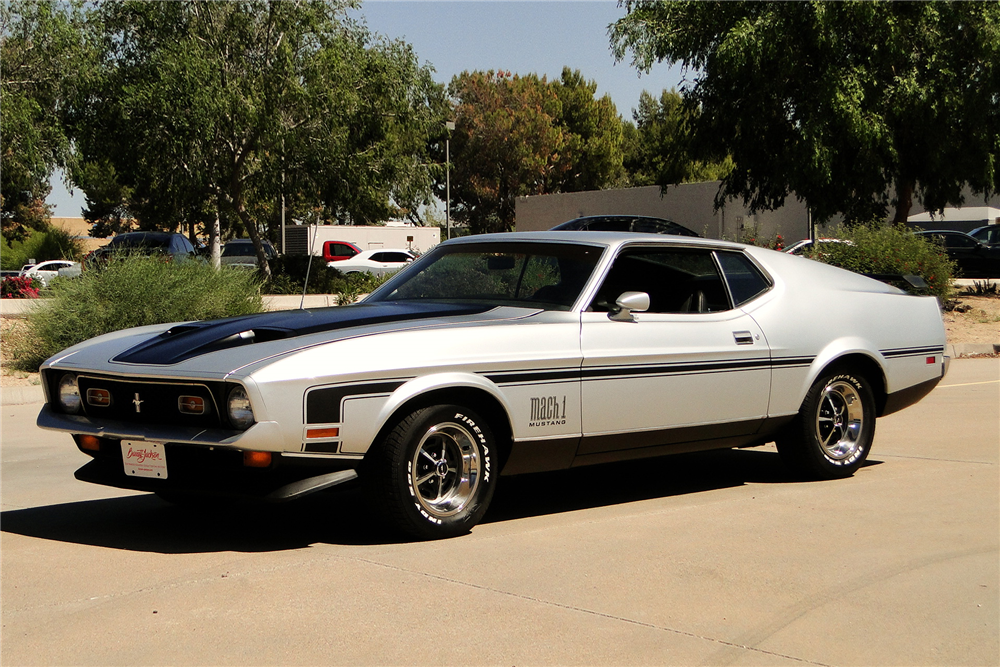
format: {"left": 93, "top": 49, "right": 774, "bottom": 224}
{"left": 516, "top": 182, "right": 993, "bottom": 242}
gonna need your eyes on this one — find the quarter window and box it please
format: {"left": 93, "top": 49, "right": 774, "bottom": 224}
{"left": 716, "top": 251, "right": 771, "bottom": 306}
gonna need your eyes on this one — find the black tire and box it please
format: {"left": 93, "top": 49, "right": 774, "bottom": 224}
{"left": 776, "top": 370, "right": 876, "bottom": 480}
{"left": 364, "top": 404, "right": 498, "bottom": 539}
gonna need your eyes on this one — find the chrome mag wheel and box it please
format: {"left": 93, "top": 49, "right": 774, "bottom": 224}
{"left": 409, "top": 421, "right": 482, "bottom": 519}
{"left": 815, "top": 379, "right": 865, "bottom": 461}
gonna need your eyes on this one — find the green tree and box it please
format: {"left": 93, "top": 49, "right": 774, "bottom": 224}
{"left": 612, "top": 1, "right": 1000, "bottom": 223}
{"left": 551, "top": 68, "right": 624, "bottom": 192}
{"left": 444, "top": 69, "right": 625, "bottom": 235}
{"left": 446, "top": 70, "right": 568, "bottom": 234}
{"left": 623, "top": 89, "right": 732, "bottom": 187}
{"left": 69, "top": 0, "right": 440, "bottom": 275}
{"left": 1, "top": 0, "right": 87, "bottom": 241}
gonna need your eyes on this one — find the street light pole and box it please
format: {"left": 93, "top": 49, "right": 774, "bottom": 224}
{"left": 445, "top": 121, "right": 455, "bottom": 240}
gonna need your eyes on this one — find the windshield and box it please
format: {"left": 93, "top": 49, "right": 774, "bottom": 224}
{"left": 368, "top": 242, "right": 603, "bottom": 310}
{"left": 222, "top": 243, "right": 254, "bottom": 257}
{"left": 110, "top": 234, "right": 170, "bottom": 249}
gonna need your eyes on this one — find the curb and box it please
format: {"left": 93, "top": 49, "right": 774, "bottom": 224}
{"left": 0, "top": 300, "right": 38, "bottom": 318}
{"left": 947, "top": 343, "right": 1000, "bottom": 358}
{"left": 1, "top": 385, "right": 44, "bottom": 406}
{"left": 1, "top": 295, "right": 347, "bottom": 406}
{"left": 2, "top": 294, "right": 341, "bottom": 317}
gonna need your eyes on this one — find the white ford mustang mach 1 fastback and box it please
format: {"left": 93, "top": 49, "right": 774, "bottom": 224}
{"left": 37, "top": 232, "right": 948, "bottom": 539}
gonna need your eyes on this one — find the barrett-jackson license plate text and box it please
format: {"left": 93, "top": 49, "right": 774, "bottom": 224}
{"left": 121, "top": 441, "right": 168, "bottom": 479}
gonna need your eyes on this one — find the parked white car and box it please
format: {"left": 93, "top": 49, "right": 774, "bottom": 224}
{"left": 328, "top": 249, "right": 415, "bottom": 275}
{"left": 37, "top": 232, "right": 948, "bottom": 539}
{"left": 20, "top": 260, "right": 81, "bottom": 286}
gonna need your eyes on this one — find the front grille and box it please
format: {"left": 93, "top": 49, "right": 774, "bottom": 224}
{"left": 74, "top": 374, "right": 226, "bottom": 428}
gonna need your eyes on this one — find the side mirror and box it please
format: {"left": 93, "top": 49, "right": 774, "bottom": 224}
{"left": 609, "top": 291, "right": 650, "bottom": 322}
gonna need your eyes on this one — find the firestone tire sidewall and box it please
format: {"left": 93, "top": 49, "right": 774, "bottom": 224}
{"left": 780, "top": 372, "right": 876, "bottom": 480}
{"left": 380, "top": 404, "right": 498, "bottom": 540}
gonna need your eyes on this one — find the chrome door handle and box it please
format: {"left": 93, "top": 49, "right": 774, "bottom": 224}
{"left": 733, "top": 331, "right": 754, "bottom": 345}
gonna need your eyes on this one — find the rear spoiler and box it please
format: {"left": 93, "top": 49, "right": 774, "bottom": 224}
{"left": 865, "top": 273, "right": 928, "bottom": 292}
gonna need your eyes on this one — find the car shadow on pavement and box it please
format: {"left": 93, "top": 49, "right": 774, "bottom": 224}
{"left": 0, "top": 488, "right": 395, "bottom": 553}
{"left": 488, "top": 446, "right": 809, "bottom": 524}
{"left": 1, "top": 448, "right": 882, "bottom": 553}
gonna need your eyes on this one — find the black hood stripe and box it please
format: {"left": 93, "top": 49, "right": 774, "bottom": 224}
{"left": 112, "top": 302, "right": 492, "bottom": 366}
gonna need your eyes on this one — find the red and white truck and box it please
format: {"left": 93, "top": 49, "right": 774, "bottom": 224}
{"left": 284, "top": 225, "right": 441, "bottom": 262}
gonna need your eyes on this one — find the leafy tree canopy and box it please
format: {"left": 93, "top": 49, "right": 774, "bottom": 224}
{"left": 612, "top": 0, "right": 1000, "bottom": 223}
{"left": 69, "top": 0, "right": 441, "bottom": 275}
{"left": 623, "top": 89, "right": 733, "bottom": 187}
{"left": 444, "top": 68, "right": 624, "bottom": 235}
{"left": 550, "top": 68, "right": 625, "bottom": 192}
{"left": 1, "top": 0, "right": 87, "bottom": 241}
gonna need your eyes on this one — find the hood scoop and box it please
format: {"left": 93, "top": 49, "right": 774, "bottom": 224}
{"left": 111, "top": 302, "right": 492, "bottom": 366}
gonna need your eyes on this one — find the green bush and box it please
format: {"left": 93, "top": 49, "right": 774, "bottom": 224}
{"left": 11, "top": 255, "right": 264, "bottom": 371}
{"left": 804, "top": 224, "right": 955, "bottom": 300}
{"left": 0, "top": 226, "right": 84, "bottom": 270}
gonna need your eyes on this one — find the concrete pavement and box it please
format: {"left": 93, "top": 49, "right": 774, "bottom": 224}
{"left": 2, "top": 359, "right": 997, "bottom": 665}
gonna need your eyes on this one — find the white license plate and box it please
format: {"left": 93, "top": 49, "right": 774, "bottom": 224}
{"left": 121, "top": 441, "right": 168, "bottom": 479}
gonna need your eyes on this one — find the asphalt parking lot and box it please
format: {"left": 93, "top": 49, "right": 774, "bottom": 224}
{"left": 2, "top": 359, "right": 997, "bottom": 666}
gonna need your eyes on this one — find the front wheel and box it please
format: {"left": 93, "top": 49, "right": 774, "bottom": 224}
{"left": 364, "top": 404, "right": 498, "bottom": 539}
{"left": 776, "top": 370, "right": 876, "bottom": 479}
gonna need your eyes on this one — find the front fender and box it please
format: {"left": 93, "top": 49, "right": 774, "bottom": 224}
{"left": 338, "top": 372, "right": 513, "bottom": 455}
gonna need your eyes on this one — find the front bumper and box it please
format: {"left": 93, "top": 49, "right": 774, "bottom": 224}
{"left": 37, "top": 404, "right": 285, "bottom": 451}
{"left": 71, "top": 437, "right": 360, "bottom": 502}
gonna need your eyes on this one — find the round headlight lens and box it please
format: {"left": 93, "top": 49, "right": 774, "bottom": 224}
{"left": 57, "top": 373, "right": 81, "bottom": 414}
{"left": 227, "top": 386, "right": 255, "bottom": 430}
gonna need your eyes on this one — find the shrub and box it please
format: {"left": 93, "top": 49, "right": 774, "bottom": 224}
{"left": 1, "top": 276, "right": 41, "bottom": 299}
{"left": 10, "top": 255, "right": 264, "bottom": 371}
{"left": 0, "top": 226, "right": 84, "bottom": 270}
{"left": 735, "top": 223, "right": 785, "bottom": 250}
{"left": 804, "top": 223, "right": 955, "bottom": 300}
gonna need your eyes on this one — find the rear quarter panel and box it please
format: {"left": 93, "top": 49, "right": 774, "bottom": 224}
{"left": 743, "top": 249, "right": 946, "bottom": 417}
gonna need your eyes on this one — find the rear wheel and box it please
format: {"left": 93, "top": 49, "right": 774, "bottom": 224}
{"left": 776, "top": 370, "right": 876, "bottom": 479}
{"left": 364, "top": 404, "right": 498, "bottom": 539}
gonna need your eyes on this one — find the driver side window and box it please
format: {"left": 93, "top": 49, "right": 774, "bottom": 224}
{"left": 591, "top": 248, "right": 730, "bottom": 313}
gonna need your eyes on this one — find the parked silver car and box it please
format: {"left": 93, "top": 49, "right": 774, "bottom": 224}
{"left": 38, "top": 232, "right": 947, "bottom": 539}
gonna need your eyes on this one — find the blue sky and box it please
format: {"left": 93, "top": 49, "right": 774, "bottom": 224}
{"left": 48, "top": 0, "right": 684, "bottom": 217}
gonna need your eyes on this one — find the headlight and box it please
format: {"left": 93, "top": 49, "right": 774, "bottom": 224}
{"left": 57, "top": 373, "right": 81, "bottom": 414}
{"left": 227, "top": 386, "right": 255, "bottom": 430}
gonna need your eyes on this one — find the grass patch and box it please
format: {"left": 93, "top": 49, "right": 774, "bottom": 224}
{"left": 10, "top": 255, "right": 264, "bottom": 371}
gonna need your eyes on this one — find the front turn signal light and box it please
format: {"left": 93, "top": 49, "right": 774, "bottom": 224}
{"left": 243, "top": 451, "right": 272, "bottom": 468}
{"left": 77, "top": 435, "right": 101, "bottom": 452}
